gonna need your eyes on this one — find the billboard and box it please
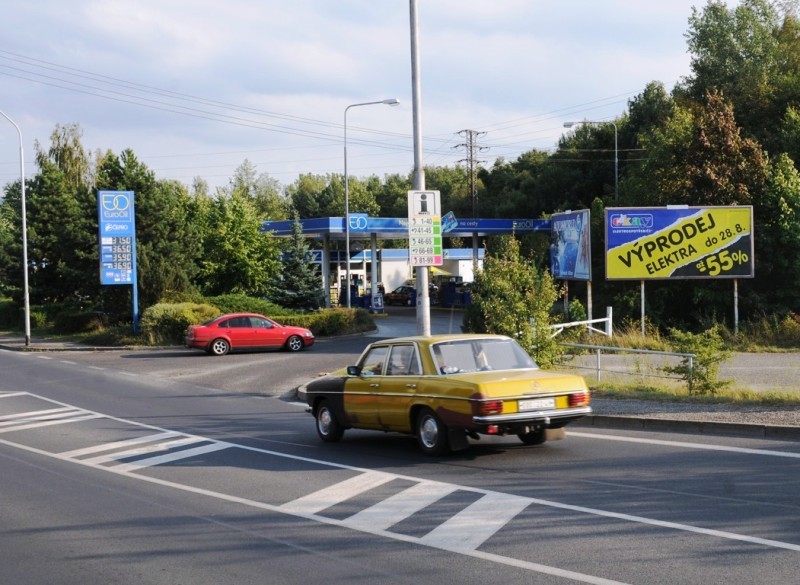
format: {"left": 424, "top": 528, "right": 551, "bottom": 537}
{"left": 605, "top": 206, "right": 754, "bottom": 280}
{"left": 550, "top": 209, "right": 591, "bottom": 280}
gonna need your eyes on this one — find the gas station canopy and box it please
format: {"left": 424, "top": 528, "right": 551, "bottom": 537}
{"left": 261, "top": 216, "right": 552, "bottom": 240}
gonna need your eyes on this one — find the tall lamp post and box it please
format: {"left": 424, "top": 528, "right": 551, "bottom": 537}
{"left": 343, "top": 98, "right": 399, "bottom": 308}
{"left": 564, "top": 120, "right": 618, "bottom": 200}
{"left": 0, "top": 110, "right": 31, "bottom": 346}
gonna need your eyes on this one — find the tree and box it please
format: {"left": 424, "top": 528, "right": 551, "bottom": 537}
{"left": 462, "top": 236, "right": 560, "bottom": 367}
{"left": 96, "top": 149, "right": 203, "bottom": 310}
{"left": 25, "top": 124, "right": 98, "bottom": 305}
{"left": 628, "top": 91, "right": 768, "bottom": 206}
{"left": 197, "top": 190, "right": 280, "bottom": 297}
{"left": 268, "top": 214, "right": 324, "bottom": 310}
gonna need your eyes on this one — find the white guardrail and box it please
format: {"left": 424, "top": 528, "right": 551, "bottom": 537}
{"left": 547, "top": 308, "right": 695, "bottom": 385}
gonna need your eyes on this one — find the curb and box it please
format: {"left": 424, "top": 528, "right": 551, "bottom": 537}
{"left": 574, "top": 414, "right": 800, "bottom": 440}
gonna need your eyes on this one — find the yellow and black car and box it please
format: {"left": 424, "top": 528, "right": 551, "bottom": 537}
{"left": 302, "top": 334, "right": 591, "bottom": 455}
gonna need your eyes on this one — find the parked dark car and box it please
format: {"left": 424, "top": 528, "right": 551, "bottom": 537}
{"left": 185, "top": 313, "right": 315, "bottom": 356}
{"left": 384, "top": 285, "right": 416, "bottom": 306}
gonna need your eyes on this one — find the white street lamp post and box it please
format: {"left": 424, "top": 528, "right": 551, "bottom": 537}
{"left": 0, "top": 110, "right": 31, "bottom": 346}
{"left": 564, "top": 120, "right": 618, "bottom": 200}
{"left": 343, "top": 98, "right": 399, "bottom": 308}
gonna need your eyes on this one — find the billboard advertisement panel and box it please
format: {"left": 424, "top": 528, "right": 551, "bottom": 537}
{"left": 605, "top": 206, "right": 753, "bottom": 280}
{"left": 550, "top": 209, "right": 591, "bottom": 280}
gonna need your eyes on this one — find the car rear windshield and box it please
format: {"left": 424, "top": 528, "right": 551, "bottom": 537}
{"left": 432, "top": 338, "right": 537, "bottom": 374}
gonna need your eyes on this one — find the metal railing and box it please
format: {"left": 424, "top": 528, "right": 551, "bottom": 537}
{"left": 558, "top": 342, "right": 695, "bottom": 386}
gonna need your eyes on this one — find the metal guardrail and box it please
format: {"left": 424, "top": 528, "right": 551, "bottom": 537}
{"left": 558, "top": 342, "right": 695, "bottom": 386}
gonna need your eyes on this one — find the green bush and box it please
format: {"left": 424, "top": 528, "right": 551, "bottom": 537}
{"left": 664, "top": 325, "right": 732, "bottom": 395}
{"left": 278, "top": 308, "right": 374, "bottom": 336}
{"left": 140, "top": 302, "right": 221, "bottom": 345}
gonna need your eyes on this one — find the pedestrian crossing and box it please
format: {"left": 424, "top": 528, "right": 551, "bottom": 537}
{"left": 1, "top": 390, "right": 543, "bottom": 556}
{"left": 2, "top": 388, "right": 799, "bottom": 583}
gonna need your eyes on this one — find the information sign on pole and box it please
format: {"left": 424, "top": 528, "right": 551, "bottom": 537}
{"left": 407, "top": 190, "right": 443, "bottom": 266}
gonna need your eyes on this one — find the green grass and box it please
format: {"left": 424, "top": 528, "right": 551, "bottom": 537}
{"left": 588, "top": 381, "right": 800, "bottom": 406}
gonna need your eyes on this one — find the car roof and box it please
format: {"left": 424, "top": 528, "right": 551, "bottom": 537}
{"left": 369, "top": 334, "right": 511, "bottom": 346}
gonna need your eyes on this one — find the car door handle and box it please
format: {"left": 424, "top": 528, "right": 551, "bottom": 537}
{"left": 406, "top": 383, "right": 417, "bottom": 389}
{"left": 370, "top": 383, "right": 380, "bottom": 388}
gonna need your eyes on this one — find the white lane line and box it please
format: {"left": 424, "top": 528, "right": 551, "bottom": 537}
{"left": 344, "top": 481, "right": 459, "bottom": 532}
{"left": 34, "top": 355, "right": 53, "bottom": 360}
{"left": 80, "top": 436, "right": 204, "bottom": 465}
{"left": 0, "top": 414, "right": 102, "bottom": 433}
{"left": 419, "top": 492, "right": 532, "bottom": 552}
{"left": 112, "top": 442, "right": 230, "bottom": 473}
{"left": 570, "top": 431, "right": 800, "bottom": 459}
{"left": 0, "top": 406, "right": 74, "bottom": 421}
{"left": 279, "top": 471, "right": 396, "bottom": 516}
{"left": 60, "top": 431, "right": 181, "bottom": 458}
{"left": 0, "top": 391, "right": 27, "bottom": 398}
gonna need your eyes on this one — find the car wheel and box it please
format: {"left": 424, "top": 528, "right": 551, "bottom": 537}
{"left": 209, "top": 338, "right": 230, "bottom": 356}
{"left": 517, "top": 428, "right": 547, "bottom": 445}
{"left": 316, "top": 400, "right": 344, "bottom": 442}
{"left": 285, "top": 335, "right": 304, "bottom": 352}
{"left": 416, "top": 408, "right": 450, "bottom": 455}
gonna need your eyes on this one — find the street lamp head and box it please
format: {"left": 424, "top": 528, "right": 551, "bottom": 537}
{"left": 382, "top": 98, "right": 400, "bottom": 106}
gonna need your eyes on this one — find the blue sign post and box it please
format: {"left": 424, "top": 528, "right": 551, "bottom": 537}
{"left": 98, "top": 190, "right": 139, "bottom": 333}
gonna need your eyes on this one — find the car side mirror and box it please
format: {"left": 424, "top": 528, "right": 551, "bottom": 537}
{"left": 346, "top": 365, "right": 361, "bottom": 376}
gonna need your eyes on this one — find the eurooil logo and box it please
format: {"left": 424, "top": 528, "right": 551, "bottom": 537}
{"left": 101, "top": 191, "right": 131, "bottom": 220}
{"left": 610, "top": 213, "right": 653, "bottom": 229}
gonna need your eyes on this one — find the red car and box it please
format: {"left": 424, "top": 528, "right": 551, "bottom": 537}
{"left": 185, "top": 313, "right": 315, "bottom": 356}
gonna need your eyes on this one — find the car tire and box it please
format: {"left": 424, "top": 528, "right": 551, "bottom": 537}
{"left": 416, "top": 407, "right": 450, "bottom": 455}
{"left": 517, "top": 428, "right": 547, "bottom": 445}
{"left": 285, "top": 335, "right": 304, "bottom": 352}
{"left": 316, "top": 400, "right": 344, "bottom": 442}
{"left": 208, "top": 338, "right": 230, "bottom": 356}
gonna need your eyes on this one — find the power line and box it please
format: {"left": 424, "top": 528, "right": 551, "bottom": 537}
{"left": 454, "top": 129, "right": 488, "bottom": 216}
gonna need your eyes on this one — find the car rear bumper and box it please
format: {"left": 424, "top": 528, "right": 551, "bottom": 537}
{"left": 473, "top": 406, "right": 592, "bottom": 425}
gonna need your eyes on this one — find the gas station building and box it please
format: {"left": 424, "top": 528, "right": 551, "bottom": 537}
{"left": 261, "top": 216, "right": 551, "bottom": 307}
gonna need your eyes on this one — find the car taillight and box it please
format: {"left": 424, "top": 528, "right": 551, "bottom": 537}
{"left": 569, "top": 392, "right": 590, "bottom": 407}
{"left": 478, "top": 400, "right": 504, "bottom": 415}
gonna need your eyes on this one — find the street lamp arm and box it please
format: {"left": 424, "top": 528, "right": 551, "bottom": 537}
{"left": 342, "top": 98, "right": 399, "bottom": 308}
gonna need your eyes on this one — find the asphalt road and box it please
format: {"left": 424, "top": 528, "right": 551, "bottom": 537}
{"left": 2, "top": 321, "right": 800, "bottom": 584}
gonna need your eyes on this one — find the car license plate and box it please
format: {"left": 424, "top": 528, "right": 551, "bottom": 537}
{"left": 518, "top": 398, "right": 555, "bottom": 411}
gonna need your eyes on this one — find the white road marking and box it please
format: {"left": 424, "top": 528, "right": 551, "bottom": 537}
{"left": 279, "top": 471, "right": 396, "bottom": 516}
{"left": 0, "top": 406, "right": 74, "bottom": 421}
{"left": 419, "top": 492, "right": 532, "bottom": 552}
{"left": 0, "top": 391, "right": 27, "bottom": 398}
{"left": 570, "top": 431, "right": 800, "bottom": 459}
{"left": 60, "top": 431, "right": 182, "bottom": 458}
{"left": 112, "top": 442, "right": 230, "bottom": 473}
{"left": 344, "top": 481, "right": 459, "bottom": 531}
{"left": 0, "top": 414, "right": 102, "bottom": 433}
{"left": 80, "top": 436, "right": 209, "bottom": 466}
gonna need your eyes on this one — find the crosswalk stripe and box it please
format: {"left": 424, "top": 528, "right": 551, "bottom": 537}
{"left": 60, "top": 431, "right": 182, "bottom": 458}
{"left": 344, "top": 481, "right": 459, "bottom": 532}
{"left": 111, "top": 442, "right": 230, "bottom": 473}
{"left": 0, "top": 408, "right": 81, "bottom": 427}
{"left": 0, "top": 414, "right": 102, "bottom": 434}
{"left": 419, "top": 492, "right": 531, "bottom": 552}
{"left": 0, "top": 406, "right": 74, "bottom": 421}
{"left": 279, "top": 471, "right": 396, "bottom": 516}
{"left": 80, "top": 436, "right": 207, "bottom": 466}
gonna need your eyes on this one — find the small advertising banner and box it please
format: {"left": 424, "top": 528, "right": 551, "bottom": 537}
{"left": 605, "top": 206, "right": 754, "bottom": 280}
{"left": 550, "top": 209, "right": 591, "bottom": 280}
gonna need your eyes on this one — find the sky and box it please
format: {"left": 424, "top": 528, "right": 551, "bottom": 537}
{"left": 0, "top": 0, "right": 737, "bottom": 193}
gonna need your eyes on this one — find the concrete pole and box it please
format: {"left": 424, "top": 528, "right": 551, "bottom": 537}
{"left": 409, "top": 0, "right": 430, "bottom": 336}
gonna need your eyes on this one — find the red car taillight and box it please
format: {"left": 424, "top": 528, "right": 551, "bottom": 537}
{"left": 569, "top": 392, "right": 590, "bottom": 407}
{"left": 478, "top": 400, "right": 504, "bottom": 416}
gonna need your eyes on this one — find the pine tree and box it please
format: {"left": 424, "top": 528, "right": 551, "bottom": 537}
{"left": 268, "top": 215, "right": 324, "bottom": 310}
